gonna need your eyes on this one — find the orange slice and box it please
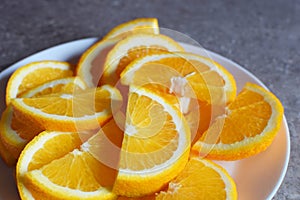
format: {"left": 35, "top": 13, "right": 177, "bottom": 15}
{"left": 21, "top": 77, "right": 86, "bottom": 98}
{"left": 6, "top": 61, "right": 73, "bottom": 105}
{"left": 101, "top": 33, "right": 184, "bottom": 86}
{"left": 121, "top": 52, "right": 236, "bottom": 105}
{"left": 11, "top": 85, "right": 122, "bottom": 132}
{"left": 0, "top": 105, "right": 42, "bottom": 160}
{"left": 17, "top": 130, "right": 117, "bottom": 200}
{"left": 121, "top": 52, "right": 236, "bottom": 144}
{"left": 192, "top": 82, "right": 284, "bottom": 160}
{"left": 103, "top": 18, "right": 159, "bottom": 40}
{"left": 76, "top": 18, "right": 159, "bottom": 87}
{"left": 156, "top": 157, "right": 237, "bottom": 200}
{"left": 0, "top": 77, "right": 87, "bottom": 163}
{"left": 112, "top": 85, "right": 191, "bottom": 197}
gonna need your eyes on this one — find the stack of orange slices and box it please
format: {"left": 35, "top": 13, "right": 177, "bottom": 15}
{"left": 0, "top": 18, "right": 284, "bottom": 200}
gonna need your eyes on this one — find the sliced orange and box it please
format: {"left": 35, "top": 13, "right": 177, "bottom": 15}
{"left": 121, "top": 52, "right": 236, "bottom": 144}
{"left": 103, "top": 18, "right": 159, "bottom": 40}
{"left": 17, "top": 130, "right": 117, "bottom": 200}
{"left": 121, "top": 52, "right": 236, "bottom": 105}
{"left": 76, "top": 18, "right": 159, "bottom": 87}
{"left": 21, "top": 77, "right": 86, "bottom": 98}
{"left": 76, "top": 38, "right": 119, "bottom": 87}
{"left": 6, "top": 61, "right": 73, "bottom": 105}
{"left": 156, "top": 157, "right": 237, "bottom": 200}
{"left": 11, "top": 85, "right": 122, "bottom": 132}
{"left": 112, "top": 85, "right": 191, "bottom": 197}
{"left": 0, "top": 105, "right": 42, "bottom": 160}
{"left": 101, "top": 33, "right": 185, "bottom": 86}
{"left": 0, "top": 77, "right": 87, "bottom": 163}
{"left": 192, "top": 82, "right": 284, "bottom": 160}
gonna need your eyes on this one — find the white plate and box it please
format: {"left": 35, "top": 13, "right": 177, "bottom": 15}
{"left": 0, "top": 38, "right": 290, "bottom": 200}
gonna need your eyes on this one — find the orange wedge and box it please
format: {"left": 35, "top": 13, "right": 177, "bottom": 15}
{"left": 101, "top": 33, "right": 184, "bottom": 86}
{"left": 112, "top": 85, "right": 191, "bottom": 197}
{"left": 0, "top": 77, "right": 87, "bottom": 163}
{"left": 103, "top": 18, "right": 159, "bottom": 40}
{"left": 6, "top": 61, "right": 73, "bottom": 105}
{"left": 0, "top": 105, "right": 42, "bottom": 160}
{"left": 17, "top": 130, "right": 117, "bottom": 200}
{"left": 121, "top": 52, "right": 236, "bottom": 105}
{"left": 76, "top": 18, "right": 159, "bottom": 87}
{"left": 11, "top": 85, "right": 122, "bottom": 132}
{"left": 120, "top": 52, "right": 236, "bottom": 144}
{"left": 156, "top": 157, "right": 237, "bottom": 200}
{"left": 192, "top": 82, "right": 284, "bottom": 160}
{"left": 21, "top": 77, "right": 86, "bottom": 98}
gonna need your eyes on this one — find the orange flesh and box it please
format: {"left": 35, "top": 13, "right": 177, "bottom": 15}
{"left": 128, "top": 57, "right": 226, "bottom": 103}
{"left": 156, "top": 159, "right": 227, "bottom": 200}
{"left": 119, "top": 92, "right": 179, "bottom": 171}
{"left": 18, "top": 68, "right": 73, "bottom": 97}
{"left": 200, "top": 88, "right": 272, "bottom": 144}
{"left": 11, "top": 113, "right": 43, "bottom": 140}
{"left": 22, "top": 88, "right": 112, "bottom": 117}
{"left": 116, "top": 46, "right": 168, "bottom": 78}
{"left": 27, "top": 132, "right": 82, "bottom": 171}
{"left": 39, "top": 151, "right": 106, "bottom": 191}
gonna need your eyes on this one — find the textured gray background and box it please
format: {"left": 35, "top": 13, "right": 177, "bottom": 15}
{"left": 0, "top": 0, "right": 299, "bottom": 199}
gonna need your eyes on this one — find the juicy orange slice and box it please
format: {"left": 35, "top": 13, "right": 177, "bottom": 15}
{"left": 17, "top": 130, "right": 117, "bottom": 200}
{"left": 21, "top": 77, "right": 86, "bottom": 98}
{"left": 121, "top": 52, "right": 236, "bottom": 105}
{"left": 103, "top": 18, "right": 159, "bottom": 40}
{"left": 101, "top": 33, "right": 184, "bottom": 86}
{"left": 76, "top": 18, "right": 159, "bottom": 87}
{"left": 192, "top": 82, "right": 284, "bottom": 160}
{"left": 76, "top": 38, "right": 119, "bottom": 87}
{"left": 156, "top": 157, "right": 237, "bottom": 200}
{"left": 121, "top": 52, "right": 236, "bottom": 144}
{"left": 0, "top": 105, "right": 42, "bottom": 160}
{"left": 11, "top": 85, "right": 122, "bottom": 132}
{"left": 6, "top": 61, "right": 73, "bottom": 105}
{"left": 112, "top": 85, "right": 191, "bottom": 197}
{"left": 0, "top": 77, "right": 87, "bottom": 162}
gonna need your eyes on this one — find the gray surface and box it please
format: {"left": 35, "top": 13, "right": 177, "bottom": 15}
{"left": 0, "top": 0, "right": 299, "bottom": 199}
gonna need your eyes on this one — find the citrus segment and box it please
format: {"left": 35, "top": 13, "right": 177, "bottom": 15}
{"left": 21, "top": 77, "right": 87, "bottom": 98}
{"left": 17, "top": 130, "right": 116, "bottom": 200}
{"left": 0, "top": 77, "right": 88, "bottom": 163}
{"left": 6, "top": 61, "right": 73, "bottom": 104}
{"left": 11, "top": 85, "right": 122, "bottom": 132}
{"left": 156, "top": 157, "right": 237, "bottom": 200}
{"left": 101, "top": 34, "right": 185, "bottom": 86}
{"left": 121, "top": 52, "right": 236, "bottom": 105}
{"left": 77, "top": 38, "right": 119, "bottom": 87}
{"left": 16, "top": 131, "right": 83, "bottom": 199}
{"left": 103, "top": 18, "right": 159, "bottom": 40}
{"left": 192, "top": 82, "right": 284, "bottom": 160}
{"left": 76, "top": 18, "right": 159, "bottom": 87}
{"left": 113, "top": 86, "right": 191, "bottom": 197}
{"left": 0, "top": 105, "right": 42, "bottom": 159}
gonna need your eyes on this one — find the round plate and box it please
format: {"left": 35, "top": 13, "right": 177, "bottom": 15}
{"left": 0, "top": 38, "right": 290, "bottom": 200}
